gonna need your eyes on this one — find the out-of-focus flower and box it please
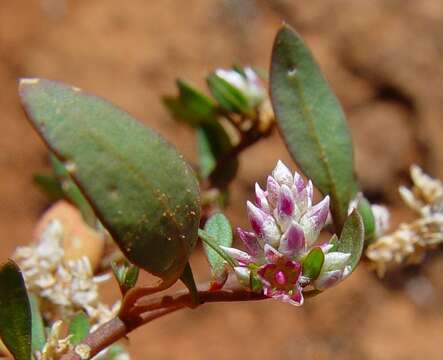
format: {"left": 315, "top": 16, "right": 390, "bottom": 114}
{"left": 13, "top": 219, "right": 119, "bottom": 328}
{"left": 367, "top": 165, "right": 443, "bottom": 276}
{"left": 215, "top": 67, "right": 266, "bottom": 107}
{"left": 222, "top": 161, "right": 352, "bottom": 306}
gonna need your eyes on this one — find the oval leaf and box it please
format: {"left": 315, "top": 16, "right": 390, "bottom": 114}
{"left": 302, "top": 247, "right": 324, "bottom": 280}
{"left": 202, "top": 213, "right": 233, "bottom": 288}
{"left": 19, "top": 79, "right": 201, "bottom": 282}
{"left": 0, "top": 260, "right": 32, "bottom": 360}
{"left": 270, "top": 24, "right": 356, "bottom": 229}
{"left": 333, "top": 210, "right": 364, "bottom": 272}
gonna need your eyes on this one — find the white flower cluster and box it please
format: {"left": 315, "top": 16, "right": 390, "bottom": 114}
{"left": 366, "top": 165, "right": 443, "bottom": 276}
{"left": 13, "top": 219, "right": 119, "bottom": 327}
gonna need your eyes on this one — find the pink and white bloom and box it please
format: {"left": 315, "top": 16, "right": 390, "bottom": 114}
{"left": 221, "top": 161, "right": 352, "bottom": 306}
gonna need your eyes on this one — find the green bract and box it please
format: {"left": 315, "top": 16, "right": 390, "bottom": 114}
{"left": 19, "top": 79, "right": 201, "bottom": 282}
{"left": 270, "top": 24, "right": 356, "bottom": 230}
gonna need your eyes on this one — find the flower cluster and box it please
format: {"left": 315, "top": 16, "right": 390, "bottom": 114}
{"left": 13, "top": 219, "right": 119, "bottom": 327}
{"left": 222, "top": 161, "right": 352, "bottom": 306}
{"left": 367, "top": 165, "right": 443, "bottom": 276}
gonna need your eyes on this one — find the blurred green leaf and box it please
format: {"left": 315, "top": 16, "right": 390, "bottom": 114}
{"left": 202, "top": 213, "right": 233, "bottom": 288}
{"left": 270, "top": 24, "right": 356, "bottom": 230}
{"left": 302, "top": 247, "right": 324, "bottom": 280}
{"left": 197, "top": 122, "right": 238, "bottom": 187}
{"left": 357, "top": 197, "right": 376, "bottom": 244}
{"left": 207, "top": 74, "right": 252, "bottom": 115}
{"left": 111, "top": 260, "right": 140, "bottom": 295}
{"left": 29, "top": 295, "right": 45, "bottom": 353}
{"left": 50, "top": 154, "right": 97, "bottom": 227}
{"left": 19, "top": 78, "right": 201, "bottom": 282}
{"left": 163, "top": 79, "right": 216, "bottom": 126}
{"left": 332, "top": 210, "right": 364, "bottom": 272}
{"left": 0, "top": 260, "right": 32, "bottom": 360}
{"left": 68, "top": 312, "right": 90, "bottom": 346}
{"left": 33, "top": 173, "right": 64, "bottom": 202}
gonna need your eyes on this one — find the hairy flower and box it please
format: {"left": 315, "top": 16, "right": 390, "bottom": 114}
{"left": 367, "top": 165, "right": 443, "bottom": 276}
{"left": 13, "top": 220, "right": 119, "bottom": 327}
{"left": 222, "top": 161, "right": 352, "bottom": 306}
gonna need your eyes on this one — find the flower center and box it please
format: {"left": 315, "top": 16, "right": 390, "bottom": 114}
{"left": 259, "top": 258, "right": 301, "bottom": 292}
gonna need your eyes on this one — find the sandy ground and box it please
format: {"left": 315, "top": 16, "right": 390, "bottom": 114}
{"left": 0, "top": 1, "right": 442, "bottom": 359}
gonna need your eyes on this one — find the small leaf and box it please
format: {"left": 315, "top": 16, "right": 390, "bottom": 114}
{"left": 163, "top": 79, "right": 216, "bottom": 126}
{"left": 111, "top": 261, "right": 140, "bottom": 295}
{"left": 270, "top": 24, "right": 356, "bottom": 230}
{"left": 302, "top": 247, "right": 324, "bottom": 280}
{"left": 333, "top": 210, "right": 364, "bottom": 272}
{"left": 197, "top": 122, "right": 238, "bottom": 187}
{"left": 357, "top": 197, "right": 376, "bottom": 244}
{"left": 0, "top": 260, "right": 32, "bottom": 360}
{"left": 50, "top": 154, "right": 97, "bottom": 228}
{"left": 68, "top": 312, "right": 90, "bottom": 346}
{"left": 180, "top": 262, "right": 199, "bottom": 306}
{"left": 19, "top": 79, "right": 201, "bottom": 282}
{"left": 202, "top": 213, "right": 233, "bottom": 288}
{"left": 106, "top": 344, "right": 127, "bottom": 359}
{"left": 33, "top": 173, "right": 64, "bottom": 202}
{"left": 29, "top": 295, "right": 46, "bottom": 353}
{"left": 207, "top": 74, "right": 252, "bottom": 115}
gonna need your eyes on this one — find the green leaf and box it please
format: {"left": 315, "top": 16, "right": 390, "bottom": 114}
{"left": 106, "top": 344, "right": 127, "bottom": 359}
{"left": 270, "top": 24, "right": 356, "bottom": 230}
{"left": 19, "top": 78, "right": 201, "bottom": 282}
{"left": 0, "top": 260, "right": 32, "bottom": 360}
{"left": 332, "top": 209, "right": 364, "bottom": 272}
{"left": 68, "top": 312, "right": 90, "bottom": 346}
{"left": 202, "top": 213, "right": 233, "bottom": 287}
{"left": 198, "top": 229, "right": 235, "bottom": 268}
{"left": 111, "top": 260, "right": 140, "bottom": 295}
{"left": 302, "top": 247, "right": 324, "bottom": 280}
{"left": 29, "top": 295, "right": 45, "bottom": 353}
{"left": 50, "top": 154, "right": 97, "bottom": 227}
{"left": 197, "top": 122, "right": 238, "bottom": 187}
{"left": 163, "top": 79, "right": 216, "bottom": 126}
{"left": 180, "top": 262, "right": 199, "bottom": 306}
{"left": 207, "top": 74, "right": 252, "bottom": 115}
{"left": 357, "top": 197, "right": 376, "bottom": 244}
{"left": 33, "top": 173, "right": 64, "bottom": 201}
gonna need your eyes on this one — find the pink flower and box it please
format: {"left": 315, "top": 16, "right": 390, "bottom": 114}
{"left": 222, "top": 161, "right": 351, "bottom": 306}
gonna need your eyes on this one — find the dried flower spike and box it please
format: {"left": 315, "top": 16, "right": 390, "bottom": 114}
{"left": 367, "top": 165, "right": 443, "bottom": 276}
{"left": 222, "top": 161, "right": 352, "bottom": 306}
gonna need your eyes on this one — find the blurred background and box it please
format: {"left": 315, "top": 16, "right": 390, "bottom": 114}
{"left": 1, "top": 0, "right": 442, "bottom": 359}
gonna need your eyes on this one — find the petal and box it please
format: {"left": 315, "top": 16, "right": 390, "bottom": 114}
{"left": 257, "top": 263, "right": 276, "bottom": 287}
{"left": 266, "top": 176, "right": 280, "bottom": 207}
{"left": 263, "top": 244, "right": 282, "bottom": 263}
{"left": 247, "top": 201, "right": 267, "bottom": 235}
{"left": 220, "top": 246, "right": 252, "bottom": 264}
{"left": 301, "top": 196, "right": 330, "bottom": 245}
{"left": 323, "top": 252, "right": 351, "bottom": 272}
{"left": 262, "top": 216, "right": 281, "bottom": 248}
{"left": 279, "top": 222, "right": 305, "bottom": 256}
{"left": 278, "top": 185, "right": 295, "bottom": 217}
{"left": 293, "top": 171, "right": 305, "bottom": 193}
{"left": 288, "top": 285, "right": 304, "bottom": 306}
{"left": 255, "top": 183, "right": 270, "bottom": 213}
{"left": 236, "top": 227, "right": 260, "bottom": 257}
{"left": 234, "top": 266, "right": 251, "bottom": 288}
{"left": 272, "top": 160, "right": 294, "bottom": 186}
{"left": 313, "top": 270, "right": 343, "bottom": 290}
